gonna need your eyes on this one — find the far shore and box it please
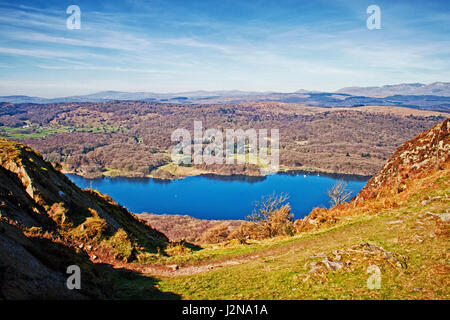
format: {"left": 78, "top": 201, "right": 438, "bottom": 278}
{"left": 61, "top": 165, "right": 372, "bottom": 182}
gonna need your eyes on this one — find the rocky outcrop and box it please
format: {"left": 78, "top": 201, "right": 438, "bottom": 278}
{"left": 0, "top": 138, "right": 169, "bottom": 299}
{"left": 358, "top": 118, "right": 449, "bottom": 200}
{"left": 1, "top": 140, "right": 120, "bottom": 228}
{"left": 295, "top": 118, "right": 449, "bottom": 233}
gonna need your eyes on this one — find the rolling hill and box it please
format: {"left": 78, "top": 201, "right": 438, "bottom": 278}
{"left": 0, "top": 100, "right": 445, "bottom": 179}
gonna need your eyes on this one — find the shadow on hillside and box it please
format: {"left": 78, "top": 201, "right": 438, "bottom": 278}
{"left": 110, "top": 267, "right": 180, "bottom": 300}
{"left": 0, "top": 221, "right": 181, "bottom": 300}
{"left": 180, "top": 241, "right": 203, "bottom": 253}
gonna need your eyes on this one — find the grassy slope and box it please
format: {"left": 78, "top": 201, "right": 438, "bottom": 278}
{"left": 115, "top": 169, "right": 449, "bottom": 299}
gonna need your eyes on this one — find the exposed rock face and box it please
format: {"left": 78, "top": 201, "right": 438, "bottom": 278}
{"left": 358, "top": 118, "right": 449, "bottom": 200}
{"left": 294, "top": 118, "right": 449, "bottom": 233}
{"left": 0, "top": 141, "right": 120, "bottom": 228}
{"left": 0, "top": 138, "right": 168, "bottom": 299}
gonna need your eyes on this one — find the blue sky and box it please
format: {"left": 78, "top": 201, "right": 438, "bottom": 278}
{"left": 0, "top": 0, "right": 449, "bottom": 97}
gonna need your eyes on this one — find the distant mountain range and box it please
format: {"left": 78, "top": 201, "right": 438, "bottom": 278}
{"left": 336, "top": 82, "right": 450, "bottom": 98}
{"left": 1, "top": 82, "right": 449, "bottom": 112}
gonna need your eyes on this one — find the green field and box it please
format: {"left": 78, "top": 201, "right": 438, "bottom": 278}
{"left": 0, "top": 124, "right": 126, "bottom": 140}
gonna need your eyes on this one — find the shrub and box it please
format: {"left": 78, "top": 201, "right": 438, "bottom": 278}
{"left": 244, "top": 193, "right": 294, "bottom": 239}
{"left": 106, "top": 228, "right": 133, "bottom": 262}
{"left": 238, "top": 221, "right": 268, "bottom": 240}
{"left": 267, "top": 204, "right": 295, "bottom": 236}
{"left": 73, "top": 214, "right": 108, "bottom": 243}
{"left": 48, "top": 202, "right": 71, "bottom": 228}
{"left": 136, "top": 252, "right": 159, "bottom": 264}
{"left": 200, "top": 223, "right": 231, "bottom": 244}
{"left": 165, "top": 241, "right": 192, "bottom": 256}
{"left": 227, "top": 224, "right": 250, "bottom": 242}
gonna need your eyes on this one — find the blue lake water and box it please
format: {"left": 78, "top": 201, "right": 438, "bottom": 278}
{"left": 66, "top": 172, "right": 367, "bottom": 220}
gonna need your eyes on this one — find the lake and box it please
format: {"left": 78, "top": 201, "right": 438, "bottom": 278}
{"left": 66, "top": 172, "right": 367, "bottom": 220}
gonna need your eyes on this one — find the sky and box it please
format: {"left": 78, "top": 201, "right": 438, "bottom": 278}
{"left": 0, "top": 0, "right": 449, "bottom": 97}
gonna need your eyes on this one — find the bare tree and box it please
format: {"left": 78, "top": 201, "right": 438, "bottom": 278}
{"left": 246, "top": 192, "right": 294, "bottom": 238}
{"left": 327, "top": 180, "right": 352, "bottom": 206}
{"left": 248, "top": 192, "right": 290, "bottom": 223}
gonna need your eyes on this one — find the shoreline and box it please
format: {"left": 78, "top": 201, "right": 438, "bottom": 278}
{"left": 63, "top": 166, "right": 371, "bottom": 182}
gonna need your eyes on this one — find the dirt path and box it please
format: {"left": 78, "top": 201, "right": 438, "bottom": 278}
{"left": 117, "top": 238, "right": 311, "bottom": 278}
{"left": 88, "top": 238, "right": 303, "bottom": 278}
